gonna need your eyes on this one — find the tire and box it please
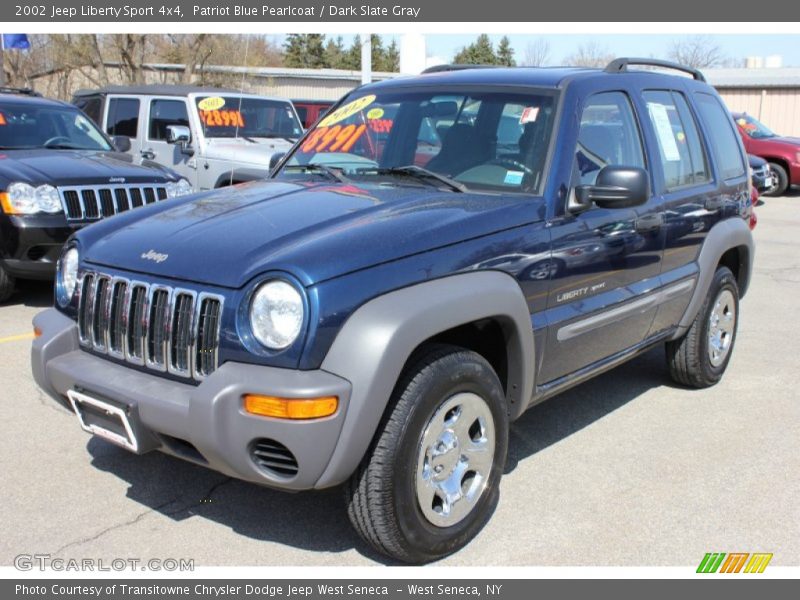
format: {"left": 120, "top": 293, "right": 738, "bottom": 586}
{"left": 666, "top": 266, "right": 739, "bottom": 388}
{"left": 764, "top": 162, "right": 789, "bottom": 197}
{"left": 345, "top": 344, "right": 509, "bottom": 563}
{"left": 0, "top": 264, "right": 15, "bottom": 303}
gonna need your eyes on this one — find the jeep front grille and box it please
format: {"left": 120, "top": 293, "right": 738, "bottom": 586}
{"left": 60, "top": 184, "right": 168, "bottom": 222}
{"left": 77, "top": 271, "right": 223, "bottom": 380}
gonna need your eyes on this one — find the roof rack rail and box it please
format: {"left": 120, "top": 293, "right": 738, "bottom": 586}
{"left": 604, "top": 58, "right": 706, "bottom": 82}
{"left": 421, "top": 64, "right": 498, "bottom": 74}
{"left": 0, "top": 86, "right": 42, "bottom": 97}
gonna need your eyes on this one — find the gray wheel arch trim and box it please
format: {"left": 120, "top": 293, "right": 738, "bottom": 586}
{"left": 673, "top": 217, "right": 754, "bottom": 339}
{"left": 314, "top": 270, "right": 535, "bottom": 489}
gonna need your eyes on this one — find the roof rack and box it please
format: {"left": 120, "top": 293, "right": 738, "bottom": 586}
{"left": 421, "top": 64, "right": 499, "bottom": 74}
{"left": 0, "top": 86, "right": 42, "bottom": 97}
{"left": 604, "top": 58, "right": 706, "bottom": 82}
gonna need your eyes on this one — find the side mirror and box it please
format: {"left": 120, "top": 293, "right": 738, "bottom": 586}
{"left": 112, "top": 136, "right": 131, "bottom": 153}
{"left": 573, "top": 166, "right": 650, "bottom": 210}
{"left": 166, "top": 125, "right": 191, "bottom": 145}
{"left": 269, "top": 152, "right": 286, "bottom": 171}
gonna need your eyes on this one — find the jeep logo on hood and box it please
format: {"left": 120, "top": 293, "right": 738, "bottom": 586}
{"left": 109, "top": 176, "right": 126, "bottom": 183}
{"left": 140, "top": 250, "right": 168, "bottom": 263}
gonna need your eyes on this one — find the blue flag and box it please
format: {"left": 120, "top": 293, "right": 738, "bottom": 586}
{"left": 2, "top": 34, "right": 30, "bottom": 50}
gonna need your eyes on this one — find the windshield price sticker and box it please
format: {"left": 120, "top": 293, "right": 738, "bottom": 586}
{"left": 318, "top": 95, "right": 376, "bottom": 127}
{"left": 200, "top": 109, "right": 245, "bottom": 128}
{"left": 301, "top": 124, "right": 367, "bottom": 153}
{"left": 0, "top": 113, "right": 6, "bottom": 126}
{"left": 197, "top": 96, "right": 226, "bottom": 111}
{"left": 520, "top": 106, "right": 539, "bottom": 124}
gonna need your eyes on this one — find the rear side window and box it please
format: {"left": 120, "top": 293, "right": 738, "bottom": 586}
{"left": 643, "top": 90, "right": 709, "bottom": 190}
{"left": 694, "top": 93, "right": 746, "bottom": 180}
{"left": 106, "top": 98, "right": 139, "bottom": 138}
{"left": 149, "top": 99, "right": 189, "bottom": 141}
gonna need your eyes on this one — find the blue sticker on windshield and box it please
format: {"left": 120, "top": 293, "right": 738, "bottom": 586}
{"left": 504, "top": 170, "right": 524, "bottom": 185}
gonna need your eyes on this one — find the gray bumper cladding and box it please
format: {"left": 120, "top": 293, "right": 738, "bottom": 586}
{"left": 31, "top": 308, "right": 352, "bottom": 491}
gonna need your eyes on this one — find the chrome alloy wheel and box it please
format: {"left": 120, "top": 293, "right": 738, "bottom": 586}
{"left": 415, "top": 392, "right": 495, "bottom": 527}
{"left": 708, "top": 289, "right": 736, "bottom": 367}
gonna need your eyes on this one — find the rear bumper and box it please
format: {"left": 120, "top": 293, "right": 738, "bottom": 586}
{"left": 31, "top": 308, "right": 353, "bottom": 491}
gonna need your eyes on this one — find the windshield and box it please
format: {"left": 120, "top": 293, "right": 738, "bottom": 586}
{"left": 735, "top": 114, "right": 776, "bottom": 139}
{"left": 0, "top": 102, "right": 112, "bottom": 151}
{"left": 275, "top": 88, "right": 557, "bottom": 194}
{"left": 194, "top": 95, "right": 303, "bottom": 139}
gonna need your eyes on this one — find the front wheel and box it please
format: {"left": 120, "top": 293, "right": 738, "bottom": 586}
{"left": 666, "top": 266, "right": 739, "bottom": 388}
{"left": 763, "top": 162, "right": 789, "bottom": 197}
{"left": 345, "top": 344, "right": 508, "bottom": 563}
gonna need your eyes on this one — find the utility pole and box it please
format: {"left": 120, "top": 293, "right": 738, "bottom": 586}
{"left": 361, "top": 35, "right": 371, "bottom": 84}
{"left": 0, "top": 37, "right": 6, "bottom": 87}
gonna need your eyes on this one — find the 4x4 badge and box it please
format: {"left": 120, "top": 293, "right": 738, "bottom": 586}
{"left": 140, "top": 250, "right": 168, "bottom": 263}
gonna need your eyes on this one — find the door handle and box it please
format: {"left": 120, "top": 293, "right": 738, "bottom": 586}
{"left": 634, "top": 213, "right": 663, "bottom": 233}
{"left": 140, "top": 149, "right": 156, "bottom": 160}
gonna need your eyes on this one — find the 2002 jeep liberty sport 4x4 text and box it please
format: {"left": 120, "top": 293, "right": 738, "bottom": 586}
{"left": 32, "top": 59, "right": 754, "bottom": 563}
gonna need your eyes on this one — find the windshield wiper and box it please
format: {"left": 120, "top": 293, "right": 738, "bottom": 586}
{"left": 284, "top": 163, "right": 350, "bottom": 184}
{"left": 378, "top": 165, "right": 467, "bottom": 193}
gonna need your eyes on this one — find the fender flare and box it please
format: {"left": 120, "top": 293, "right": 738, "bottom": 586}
{"left": 314, "top": 270, "right": 535, "bottom": 489}
{"left": 213, "top": 167, "right": 269, "bottom": 188}
{"left": 673, "top": 217, "right": 754, "bottom": 339}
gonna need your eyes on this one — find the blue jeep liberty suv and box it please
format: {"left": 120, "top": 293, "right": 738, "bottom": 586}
{"left": 32, "top": 59, "right": 754, "bottom": 562}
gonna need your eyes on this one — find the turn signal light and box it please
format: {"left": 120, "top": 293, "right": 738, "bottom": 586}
{"left": 243, "top": 394, "right": 338, "bottom": 420}
{"left": 33, "top": 327, "right": 42, "bottom": 338}
{"left": 0, "top": 193, "right": 17, "bottom": 215}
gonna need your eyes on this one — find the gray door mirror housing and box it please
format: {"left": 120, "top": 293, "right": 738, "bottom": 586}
{"left": 166, "top": 125, "right": 191, "bottom": 145}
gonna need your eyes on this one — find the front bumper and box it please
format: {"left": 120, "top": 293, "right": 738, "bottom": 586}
{"left": 32, "top": 309, "right": 352, "bottom": 491}
{"left": 0, "top": 214, "right": 73, "bottom": 280}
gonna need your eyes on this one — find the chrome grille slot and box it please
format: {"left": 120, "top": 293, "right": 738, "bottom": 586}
{"left": 77, "top": 274, "right": 95, "bottom": 344}
{"left": 196, "top": 296, "right": 222, "bottom": 377}
{"left": 82, "top": 190, "right": 99, "bottom": 219}
{"left": 147, "top": 288, "right": 170, "bottom": 369}
{"left": 91, "top": 276, "right": 111, "bottom": 350}
{"left": 127, "top": 285, "right": 148, "bottom": 362}
{"left": 64, "top": 191, "right": 82, "bottom": 219}
{"left": 115, "top": 189, "right": 130, "bottom": 212}
{"left": 130, "top": 188, "right": 143, "bottom": 208}
{"left": 77, "top": 270, "right": 223, "bottom": 380}
{"left": 59, "top": 184, "right": 168, "bottom": 222}
{"left": 99, "top": 189, "right": 116, "bottom": 217}
{"left": 170, "top": 293, "right": 195, "bottom": 374}
{"left": 108, "top": 280, "right": 128, "bottom": 357}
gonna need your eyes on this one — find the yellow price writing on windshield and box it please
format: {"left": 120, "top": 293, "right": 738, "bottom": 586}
{"left": 318, "top": 95, "right": 376, "bottom": 127}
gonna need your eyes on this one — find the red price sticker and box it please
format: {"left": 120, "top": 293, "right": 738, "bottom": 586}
{"left": 200, "top": 109, "right": 245, "bottom": 128}
{"left": 301, "top": 124, "right": 367, "bottom": 154}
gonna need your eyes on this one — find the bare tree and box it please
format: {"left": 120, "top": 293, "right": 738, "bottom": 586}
{"left": 564, "top": 42, "right": 615, "bottom": 68}
{"left": 667, "top": 35, "right": 725, "bottom": 69}
{"left": 522, "top": 39, "right": 550, "bottom": 67}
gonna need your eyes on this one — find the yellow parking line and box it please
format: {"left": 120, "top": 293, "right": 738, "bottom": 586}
{"left": 0, "top": 332, "right": 35, "bottom": 344}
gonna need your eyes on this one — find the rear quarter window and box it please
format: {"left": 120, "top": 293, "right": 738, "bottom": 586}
{"left": 694, "top": 92, "right": 746, "bottom": 180}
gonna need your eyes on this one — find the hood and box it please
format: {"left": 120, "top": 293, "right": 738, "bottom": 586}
{"left": 82, "top": 180, "right": 546, "bottom": 288}
{"left": 760, "top": 135, "right": 800, "bottom": 149}
{"left": 202, "top": 137, "right": 295, "bottom": 166}
{"left": 0, "top": 149, "right": 174, "bottom": 187}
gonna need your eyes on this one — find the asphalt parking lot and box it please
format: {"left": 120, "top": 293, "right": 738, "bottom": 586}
{"left": 1, "top": 196, "right": 798, "bottom": 568}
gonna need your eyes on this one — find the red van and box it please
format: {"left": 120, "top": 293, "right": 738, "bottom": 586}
{"left": 291, "top": 99, "right": 335, "bottom": 129}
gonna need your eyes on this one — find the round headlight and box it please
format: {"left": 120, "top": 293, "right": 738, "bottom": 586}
{"left": 249, "top": 280, "right": 304, "bottom": 350}
{"left": 34, "top": 184, "right": 62, "bottom": 213}
{"left": 6, "top": 182, "right": 36, "bottom": 213}
{"left": 57, "top": 247, "right": 79, "bottom": 307}
{"left": 166, "top": 179, "right": 193, "bottom": 198}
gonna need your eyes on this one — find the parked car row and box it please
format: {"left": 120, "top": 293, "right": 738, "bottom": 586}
{"left": 733, "top": 111, "right": 800, "bottom": 196}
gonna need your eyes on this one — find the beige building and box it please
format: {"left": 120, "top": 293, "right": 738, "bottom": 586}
{"left": 707, "top": 68, "right": 800, "bottom": 136}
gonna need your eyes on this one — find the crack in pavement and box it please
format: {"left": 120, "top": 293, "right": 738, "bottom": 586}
{"left": 49, "top": 477, "right": 234, "bottom": 557}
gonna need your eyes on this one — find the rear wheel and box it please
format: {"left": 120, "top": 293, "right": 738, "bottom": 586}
{"left": 0, "top": 264, "right": 15, "bottom": 303}
{"left": 764, "top": 162, "right": 788, "bottom": 197}
{"left": 666, "top": 266, "right": 739, "bottom": 388}
{"left": 345, "top": 344, "right": 508, "bottom": 563}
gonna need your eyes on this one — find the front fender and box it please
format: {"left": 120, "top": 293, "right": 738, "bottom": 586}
{"left": 314, "top": 270, "right": 534, "bottom": 489}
